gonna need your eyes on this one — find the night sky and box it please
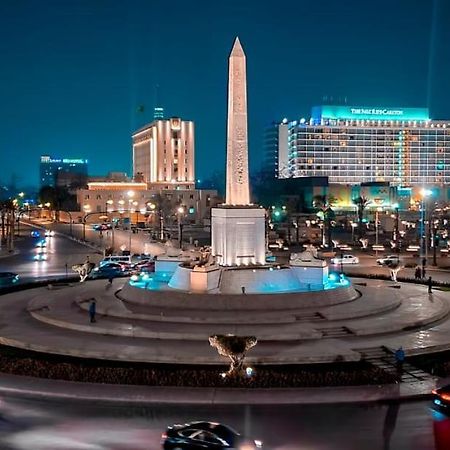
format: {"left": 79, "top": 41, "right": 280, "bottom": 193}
{"left": 0, "top": 0, "right": 449, "bottom": 188}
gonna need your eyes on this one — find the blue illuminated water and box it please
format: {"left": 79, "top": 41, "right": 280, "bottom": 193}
{"left": 129, "top": 269, "right": 349, "bottom": 293}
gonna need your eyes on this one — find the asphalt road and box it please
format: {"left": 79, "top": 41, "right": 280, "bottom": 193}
{"left": 0, "top": 396, "right": 448, "bottom": 450}
{"left": 0, "top": 225, "right": 101, "bottom": 282}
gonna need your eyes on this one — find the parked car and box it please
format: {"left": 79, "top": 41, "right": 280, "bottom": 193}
{"left": 376, "top": 255, "right": 400, "bottom": 266}
{"left": 433, "top": 384, "right": 450, "bottom": 411}
{"left": 100, "top": 255, "right": 133, "bottom": 266}
{"left": 132, "top": 260, "right": 155, "bottom": 274}
{"left": 331, "top": 254, "right": 359, "bottom": 265}
{"left": 0, "top": 272, "right": 19, "bottom": 286}
{"left": 161, "top": 421, "right": 263, "bottom": 450}
{"left": 92, "top": 224, "right": 109, "bottom": 231}
{"left": 90, "top": 262, "right": 130, "bottom": 279}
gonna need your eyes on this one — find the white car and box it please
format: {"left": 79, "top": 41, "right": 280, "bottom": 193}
{"left": 377, "top": 255, "right": 400, "bottom": 266}
{"left": 332, "top": 254, "right": 359, "bottom": 265}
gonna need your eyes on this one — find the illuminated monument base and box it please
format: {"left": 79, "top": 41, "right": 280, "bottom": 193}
{"left": 211, "top": 206, "right": 266, "bottom": 266}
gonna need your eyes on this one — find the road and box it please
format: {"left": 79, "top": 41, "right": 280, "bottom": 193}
{"left": 0, "top": 395, "right": 448, "bottom": 449}
{"left": 0, "top": 224, "right": 102, "bottom": 283}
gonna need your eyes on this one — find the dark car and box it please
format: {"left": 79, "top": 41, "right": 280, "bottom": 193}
{"left": 433, "top": 385, "right": 450, "bottom": 411}
{"left": 0, "top": 272, "right": 19, "bottom": 286}
{"left": 132, "top": 260, "right": 155, "bottom": 273}
{"left": 89, "top": 262, "right": 129, "bottom": 279}
{"left": 161, "top": 421, "right": 263, "bottom": 449}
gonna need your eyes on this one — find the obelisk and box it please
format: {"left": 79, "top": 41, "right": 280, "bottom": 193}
{"left": 211, "top": 37, "right": 266, "bottom": 267}
{"left": 225, "top": 37, "right": 250, "bottom": 206}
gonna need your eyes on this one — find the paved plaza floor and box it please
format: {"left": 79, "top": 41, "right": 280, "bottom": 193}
{"left": 0, "top": 277, "right": 449, "bottom": 403}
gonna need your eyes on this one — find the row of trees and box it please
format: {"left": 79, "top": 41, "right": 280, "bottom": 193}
{"left": 312, "top": 194, "right": 371, "bottom": 247}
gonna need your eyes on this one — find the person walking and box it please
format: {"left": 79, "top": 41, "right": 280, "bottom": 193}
{"left": 89, "top": 300, "right": 96, "bottom": 323}
{"left": 422, "top": 266, "right": 426, "bottom": 279}
{"left": 414, "top": 266, "right": 421, "bottom": 280}
{"left": 428, "top": 276, "right": 433, "bottom": 294}
{"left": 395, "top": 346, "right": 405, "bottom": 379}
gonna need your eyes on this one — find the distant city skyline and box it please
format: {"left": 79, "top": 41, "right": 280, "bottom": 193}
{"left": 0, "top": 0, "right": 449, "bottom": 188}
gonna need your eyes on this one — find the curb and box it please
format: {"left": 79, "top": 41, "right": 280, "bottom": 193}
{"left": 0, "top": 372, "right": 436, "bottom": 406}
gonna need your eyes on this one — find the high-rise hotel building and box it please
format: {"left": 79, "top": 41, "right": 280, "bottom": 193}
{"left": 268, "top": 105, "right": 450, "bottom": 186}
{"left": 132, "top": 117, "right": 195, "bottom": 190}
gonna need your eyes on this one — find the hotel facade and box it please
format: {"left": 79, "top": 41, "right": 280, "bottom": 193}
{"left": 268, "top": 105, "right": 450, "bottom": 186}
{"left": 132, "top": 117, "right": 195, "bottom": 190}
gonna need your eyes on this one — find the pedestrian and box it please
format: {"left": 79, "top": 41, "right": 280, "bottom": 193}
{"left": 394, "top": 346, "right": 405, "bottom": 378}
{"left": 414, "top": 266, "right": 421, "bottom": 280}
{"left": 421, "top": 265, "right": 426, "bottom": 279}
{"left": 241, "top": 286, "right": 246, "bottom": 295}
{"left": 428, "top": 276, "right": 433, "bottom": 294}
{"left": 108, "top": 275, "right": 113, "bottom": 285}
{"left": 89, "top": 300, "right": 96, "bottom": 323}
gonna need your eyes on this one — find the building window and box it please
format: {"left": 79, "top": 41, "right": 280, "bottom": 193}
{"left": 84, "top": 195, "right": 90, "bottom": 200}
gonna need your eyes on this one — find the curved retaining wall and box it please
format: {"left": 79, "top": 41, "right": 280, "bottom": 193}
{"left": 120, "top": 282, "right": 359, "bottom": 311}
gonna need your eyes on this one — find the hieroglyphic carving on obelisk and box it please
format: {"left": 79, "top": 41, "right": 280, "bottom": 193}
{"left": 225, "top": 37, "right": 250, "bottom": 206}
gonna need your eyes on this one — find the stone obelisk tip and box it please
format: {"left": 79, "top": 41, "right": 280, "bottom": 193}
{"left": 230, "top": 37, "right": 245, "bottom": 58}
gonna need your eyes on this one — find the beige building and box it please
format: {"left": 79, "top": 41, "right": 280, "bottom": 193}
{"left": 132, "top": 117, "right": 195, "bottom": 190}
{"left": 76, "top": 182, "right": 218, "bottom": 225}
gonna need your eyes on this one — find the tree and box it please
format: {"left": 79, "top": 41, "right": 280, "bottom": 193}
{"left": 209, "top": 334, "right": 257, "bottom": 377}
{"left": 39, "top": 185, "right": 78, "bottom": 218}
{"left": 352, "top": 196, "right": 371, "bottom": 240}
{"left": 0, "top": 199, "right": 15, "bottom": 246}
{"left": 312, "top": 195, "right": 336, "bottom": 248}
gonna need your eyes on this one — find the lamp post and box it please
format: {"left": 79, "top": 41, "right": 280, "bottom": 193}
{"left": 392, "top": 203, "right": 400, "bottom": 252}
{"left": 351, "top": 222, "right": 357, "bottom": 243}
{"left": 106, "top": 200, "right": 114, "bottom": 250}
{"left": 420, "top": 189, "right": 432, "bottom": 263}
{"left": 177, "top": 206, "right": 185, "bottom": 248}
{"left": 432, "top": 217, "right": 438, "bottom": 266}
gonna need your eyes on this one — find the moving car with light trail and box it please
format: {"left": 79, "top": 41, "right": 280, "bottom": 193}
{"left": 0, "top": 272, "right": 19, "bottom": 286}
{"left": 161, "top": 421, "right": 262, "bottom": 449}
{"left": 433, "top": 384, "right": 450, "bottom": 411}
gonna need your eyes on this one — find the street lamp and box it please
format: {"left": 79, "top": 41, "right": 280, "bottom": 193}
{"left": 177, "top": 206, "right": 185, "bottom": 248}
{"left": 350, "top": 222, "right": 357, "bottom": 242}
{"left": 106, "top": 200, "right": 114, "bottom": 250}
{"left": 420, "top": 189, "right": 432, "bottom": 263}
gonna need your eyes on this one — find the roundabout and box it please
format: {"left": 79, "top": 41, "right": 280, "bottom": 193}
{"left": 0, "top": 276, "right": 447, "bottom": 369}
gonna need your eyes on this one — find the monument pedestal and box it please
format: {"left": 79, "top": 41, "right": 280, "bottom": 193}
{"left": 211, "top": 206, "right": 266, "bottom": 266}
{"left": 190, "top": 265, "right": 221, "bottom": 293}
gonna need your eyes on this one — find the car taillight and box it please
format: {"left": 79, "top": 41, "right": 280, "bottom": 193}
{"left": 441, "top": 393, "right": 450, "bottom": 401}
{"left": 161, "top": 432, "right": 167, "bottom": 439}
{"left": 432, "top": 389, "right": 438, "bottom": 395}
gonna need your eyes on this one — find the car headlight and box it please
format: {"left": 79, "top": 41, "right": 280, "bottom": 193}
{"left": 254, "top": 439, "right": 263, "bottom": 448}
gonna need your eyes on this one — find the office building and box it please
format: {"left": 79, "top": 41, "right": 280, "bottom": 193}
{"left": 77, "top": 182, "right": 217, "bottom": 224}
{"left": 40, "top": 155, "right": 88, "bottom": 188}
{"left": 268, "top": 105, "right": 450, "bottom": 186}
{"left": 132, "top": 117, "right": 195, "bottom": 190}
